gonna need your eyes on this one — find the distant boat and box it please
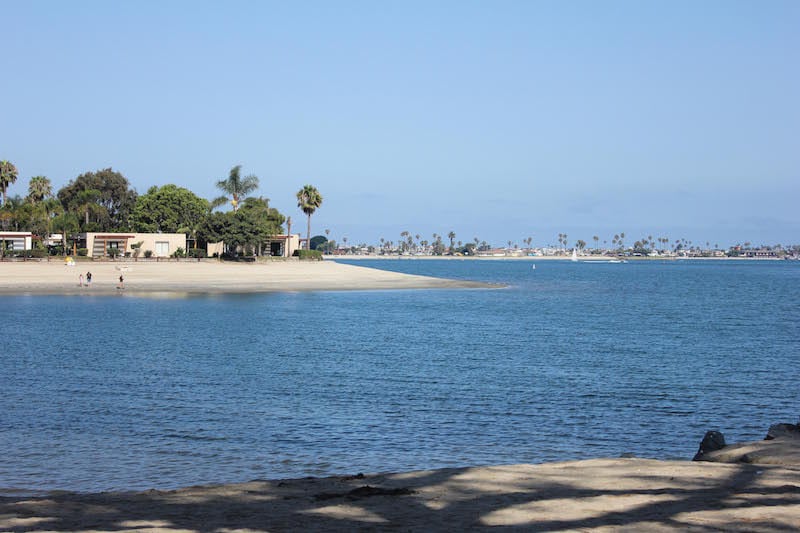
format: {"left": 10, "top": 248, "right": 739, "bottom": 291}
{"left": 575, "top": 250, "right": 627, "bottom": 264}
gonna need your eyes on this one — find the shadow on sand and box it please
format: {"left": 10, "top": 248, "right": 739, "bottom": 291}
{"left": 2, "top": 458, "right": 799, "bottom": 532}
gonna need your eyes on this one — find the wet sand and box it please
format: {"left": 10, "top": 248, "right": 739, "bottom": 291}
{"left": 0, "top": 260, "right": 494, "bottom": 295}
{"left": 2, "top": 458, "right": 799, "bottom": 532}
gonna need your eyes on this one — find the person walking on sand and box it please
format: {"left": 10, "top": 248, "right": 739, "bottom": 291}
{"left": 118, "top": 274, "right": 124, "bottom": 290}
{"left": 86, "top": 271, "right": 92, "bottom": 287}
{"left": 78, "top": 273, "right": 84, "bottom": 287}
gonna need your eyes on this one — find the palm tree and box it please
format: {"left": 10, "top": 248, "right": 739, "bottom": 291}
{"left": 296, "top": 185, "right": 323, "bottom": 250}
{"left": 593, "top": 235, "right": 599, "bottom": 251}
{"left": 400, "top": 231, "right": 409, "bottom": 253}
{"left": 448, "top": 231, "right": 456, "bottom": 252}
{"left": 215, "top": 165, "right": 259, "bottom": 212}
{"left": 27, "top": 176, "right": 52, "bottom": 204}
{"left": 0, "top": 160, "right": 19, "bottom": 205}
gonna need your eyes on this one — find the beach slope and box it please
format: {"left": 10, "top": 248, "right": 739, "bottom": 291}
{"left": 2, "top": 458, "right": 799, "bottom": 531}
{"left": 0, "top": 260, "right": 493, "bottom": 295}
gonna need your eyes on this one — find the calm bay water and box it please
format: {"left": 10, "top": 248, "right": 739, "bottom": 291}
{"left": 1, "top": 259, "right": 798, "bottom": 493}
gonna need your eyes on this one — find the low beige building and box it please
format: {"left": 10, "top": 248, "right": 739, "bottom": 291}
{"left": 79, "top": 232, "right": 187, "bottom": 258}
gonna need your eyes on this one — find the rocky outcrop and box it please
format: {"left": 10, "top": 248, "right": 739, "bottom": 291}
{"left": 692, "top": 430, "right": 726, "bottom": 461}
{"left": 766, "top": 423, "right": 800, "bottom": 440}
{"left": 693, "top": 421, "right": 800, "bottom": 466}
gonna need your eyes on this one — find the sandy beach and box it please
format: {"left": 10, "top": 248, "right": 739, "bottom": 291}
{"left": 0, "top": 259, "right": 494, "bottom": 295}
{"left": 2, "top": 458, "right": 799, "bottom": 532}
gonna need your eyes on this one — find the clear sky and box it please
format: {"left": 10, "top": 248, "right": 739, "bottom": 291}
{"left": 3, "top": 0, "right": 798, "bottom": 248}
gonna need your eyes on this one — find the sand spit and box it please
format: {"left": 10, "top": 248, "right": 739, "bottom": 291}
{"left": 2, "top": 458, "right": 799, "bottom": 532}
{"left": 0, "top": 260, "right": 495, "bottom": 296}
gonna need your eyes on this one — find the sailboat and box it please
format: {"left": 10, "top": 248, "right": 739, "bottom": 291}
{"left": 571, "top": 249, "right": 578, "bottom": 262}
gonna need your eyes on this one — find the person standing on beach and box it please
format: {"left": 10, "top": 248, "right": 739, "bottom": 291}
{"left": 78, "top": 273, "right": 84, "bottom": 287}
{"left": 118, "top": 274, "right": 124, "bottom": 290}
{"left": 86, "top": 271, "right": 92, "bottom": 287}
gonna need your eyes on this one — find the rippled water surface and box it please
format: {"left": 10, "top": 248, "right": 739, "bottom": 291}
{"left": 1, "top": 259, "right": 798, "bottom": 493}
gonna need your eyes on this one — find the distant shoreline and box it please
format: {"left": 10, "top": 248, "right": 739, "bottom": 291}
{"left": 329, "top": 254, "right": 787, "bottom": 261}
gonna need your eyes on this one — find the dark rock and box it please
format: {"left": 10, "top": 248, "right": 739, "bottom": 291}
{"left": 314, "top": 485, "right": 415, "bottom": 501}
{"left": 694, "top": 438, "right": 800, "bottom": 465}
{"left": 765, "top": 423, "right": 800, "bottom": 440}
{"left": 693, "top": 430, "right": 726, "bottom": 461}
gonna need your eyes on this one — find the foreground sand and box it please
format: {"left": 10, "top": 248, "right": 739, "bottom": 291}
{"left": 0, "top": 260, "right": 493, "bottom": 295}
{"left": 2, "top": 458, "right": 799, "bottom": 532}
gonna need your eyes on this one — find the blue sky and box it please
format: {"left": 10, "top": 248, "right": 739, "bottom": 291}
{"left": 3, "top": 0, "right": 798, "bottom": 247}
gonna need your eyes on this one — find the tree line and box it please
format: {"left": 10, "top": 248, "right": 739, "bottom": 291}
{"left": 0, "top": 160, "right": 322, "bottom": 257}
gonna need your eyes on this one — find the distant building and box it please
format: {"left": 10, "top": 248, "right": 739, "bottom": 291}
{"left": 78, "top": 232, "right": 187, "bottom": 258}
{"left": 206, "top": 234, "right": 301, "bottom": 257}
{"left": 0, "top": 231, "right": 33, "bottom": 252}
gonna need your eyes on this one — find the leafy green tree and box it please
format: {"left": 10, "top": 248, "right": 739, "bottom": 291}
{"left": 296, "top": 185, "right": 323, "bottom": 250}
{"left": 197, "top": 212, "right": 245, "bottom": 255}
{"left": 0, "top": 160, "right": 18, "bottom": 205}
{"left": 69, "top": 189, "right": 105, "bottom": 228}
{"left": 57, "top": 168, "right": 137, "bottom": 231}
{"left": 239, "top": 196, "right": 285, "bottom": 254}
{"left": 310, "top": 235, "right": 327, "bottom": 251}
{"left": 133, "top": 184, "right": 210, "bottom": 234}
{"left": 0, "top": 195, "right": 25, "bottom": 231}
{"left": 215, "top": 165, "right": 259, "bottom": 212}
{"left": 197, "top": 197, "right": 284, "bottom": 257}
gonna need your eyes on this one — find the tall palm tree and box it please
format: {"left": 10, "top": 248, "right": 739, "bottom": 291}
{"left": 28, "top": 176, "right": 52, "bottom": 203}
{"left": 0, "top": 160, "right": 19, "bottom": 205}
{"left": 296, "top": 185, "right": 323, "bottom": 250}
{"left": 448, "top": 231, "right": 456, "bottom": 252}
{"left": 216, "top": 165, "right": 259, "bottom": 212}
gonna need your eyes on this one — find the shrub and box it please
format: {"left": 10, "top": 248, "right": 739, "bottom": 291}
{"left": 171, "top": 247, "right": 186, "bottom": 258}
{"left": 188, "top": 248, "right": 205, "bottom": 258}
{"left": 107, "top": 248, "right": 121, "bottom": 258}
{"left": 77, "top": 248, "right": 88, "bottom": 257}
{"left": 293, "top": 249, "right": 323, "bottom": 260}
{"left": 144, "top": 250, "right": 153, "bottom": 258}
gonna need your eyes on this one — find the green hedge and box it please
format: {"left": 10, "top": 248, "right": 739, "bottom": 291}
{"left": 293, "top": 249, "right": 323, "bottom": 260}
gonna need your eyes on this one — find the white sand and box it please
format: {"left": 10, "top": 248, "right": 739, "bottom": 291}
{"left": 2, "top": 458, "right": 799, "bottom": 531}
{"left": 0, "top": 259, "right": 494, "bottom": 295}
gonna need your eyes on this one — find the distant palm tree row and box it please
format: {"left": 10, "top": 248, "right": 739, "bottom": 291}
{"left": 330, "top": 230, "right": 789, "bottom": 257}
{"left": 0, "top": 159, "right": 323, "bottom": 256}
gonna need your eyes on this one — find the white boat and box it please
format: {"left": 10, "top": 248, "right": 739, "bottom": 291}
{"left": 577, "top": 252, "right": 627, "bottom": 264}
{"left": 571, "top": 249, "right": 578, "bottom": 262}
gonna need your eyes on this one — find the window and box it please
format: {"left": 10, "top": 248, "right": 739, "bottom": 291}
{"left": 155, "top": 241, "right": 170, "bottom": 256}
